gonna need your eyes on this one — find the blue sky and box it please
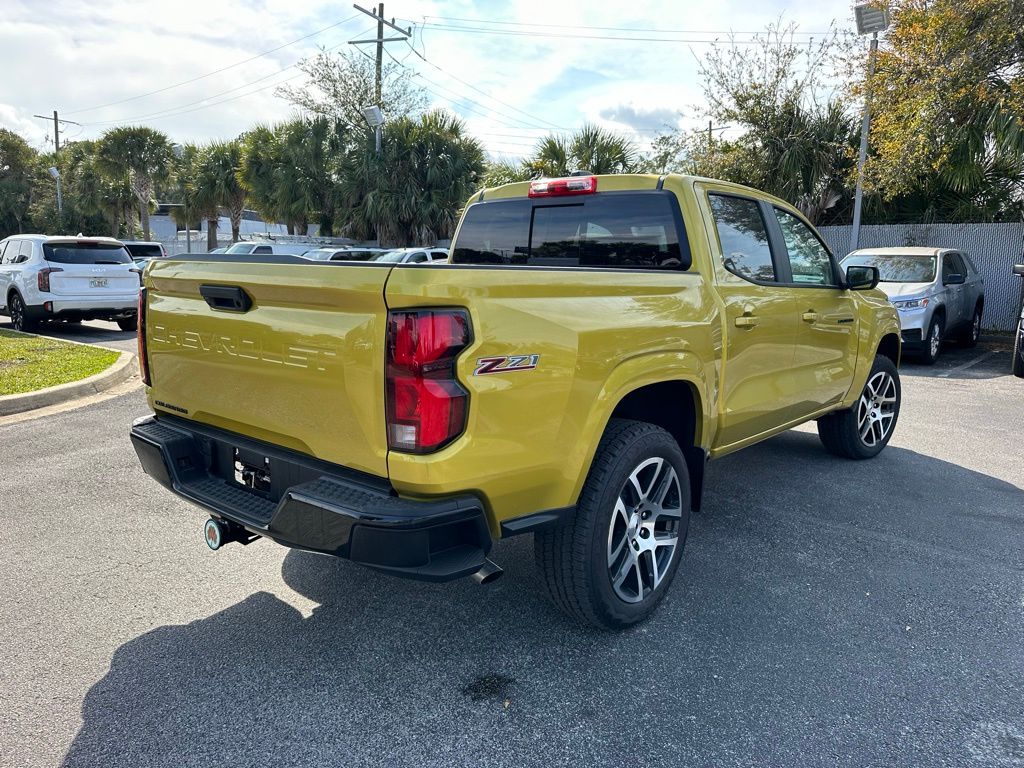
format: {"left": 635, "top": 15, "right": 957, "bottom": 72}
{"left": 0, "top": 0, "right": 858, "bottom": 158}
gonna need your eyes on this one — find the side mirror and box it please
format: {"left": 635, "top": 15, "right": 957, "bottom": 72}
{"left": 845, "top": 264, "right": 879, "bottom": 291}
{"left": 944, "top": 273, "right": 965, "bottom": 285}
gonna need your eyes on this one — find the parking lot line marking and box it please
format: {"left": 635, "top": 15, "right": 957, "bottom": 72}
{"left": 937, "top": 350, "right": 999, "bottom": 378}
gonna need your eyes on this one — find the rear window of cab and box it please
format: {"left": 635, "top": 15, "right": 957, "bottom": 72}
{"left": 452, "top": 191, "right": 691, "bottom": 270}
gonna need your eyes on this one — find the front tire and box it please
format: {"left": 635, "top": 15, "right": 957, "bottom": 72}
{"left": 534, "top": 419, "right": 690, "bottom": 629}
{"left": 1013, "top": 321, "right": 1024, "bottom": 378}
{"left": 818, "top": 355, "right": 901, "bottom": 459}
{"left": 921, "top": 314, "right": 943, "bottom": 365}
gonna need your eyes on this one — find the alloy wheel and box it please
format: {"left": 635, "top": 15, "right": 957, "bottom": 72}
{"left": 10, "top": 296, "right": 24, "bottom": 331}
{"left": 972, "top": 313, "right": 981, "bottom": 342}
{"left": 606, "top": 457, "right": 682, "bottom": 604}
{"left": 857, "top": 370, "right": 898, "bottom": 447}
{"left": 929, "top": 322, "right": 941, "bottom": 359}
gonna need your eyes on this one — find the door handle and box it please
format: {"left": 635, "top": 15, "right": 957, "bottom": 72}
{"left": 802, "top": 311, "right": 818, "bottom": 324}
{"left": 735, "top": 315, "right": 760, "bottom": 328}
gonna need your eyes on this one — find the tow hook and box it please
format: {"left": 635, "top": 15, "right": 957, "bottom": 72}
{"left": 204, "top": 517, "right": 259, "bottom": 550}
{"left": 472, "top": 558, "right": 504, "bottom": 585}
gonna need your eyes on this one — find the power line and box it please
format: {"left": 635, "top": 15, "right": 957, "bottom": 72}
{"left": 420, "top": 15, "right": 832, "bottom": 36}
{"left": 421, "top": 22, "right": 826, "bottom": 45}
{"left": 66, "top": 13, "right": 361, "bottom": 116}
{"left": 402, "top": 40, "right": 567, "bottom": 131}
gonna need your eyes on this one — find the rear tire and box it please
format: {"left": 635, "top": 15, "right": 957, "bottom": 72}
{"left": 959, "top": 304, "right": 982, "bottom": 347}
{"left": 117, "top": 317, "right": 138, "bottom": 332}
{"left": 8, "top": 293, "right": 35, "bottom": 332}
{"left": 817, "top": 355, "right": 901, "bottom": 460}
{"left": 920, "top": 314, "right": 943, "bottom": 365}
{"left": 534, "top": 419, "right": 690, "bottom": 629}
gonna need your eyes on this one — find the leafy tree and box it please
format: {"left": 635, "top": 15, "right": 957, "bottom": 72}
{"left": 238, "top": 125, "right": 284, "bottom": 227}
{"left": 278, "top": 49, "right": 428, "bottom": 130}
{"left": 337, "top": 110, "right": 485, "bottom": 245}
{"left": 95, "top": 126, "right": 171, "bottom": 240}
{"left": 0, "top": 129, "right": 37, "bottom": 237}
{"left": 677, "top": 24, "right": 858, "bottom": 224}
{"left": 188, "top": 144, "right": 236, "bottom": 251}
{"left": 860, "top": 0, "right": 1024, "bottom": 220}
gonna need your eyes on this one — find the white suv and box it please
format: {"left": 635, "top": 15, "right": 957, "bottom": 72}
{"left": 0, "top": 235, "right": 141, "bottom": 332}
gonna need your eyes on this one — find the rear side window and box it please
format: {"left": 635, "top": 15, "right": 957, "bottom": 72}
{"left": 708, "top": 194, "right": 775, "bottom": 282}
{"left": 43, "top": 243, "right": 132, "bottom": 265}
{"left": 452, "top": 192, "right": 690, "bottom": 270}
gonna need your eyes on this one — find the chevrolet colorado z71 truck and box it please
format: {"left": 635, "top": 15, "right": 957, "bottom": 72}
{"left": 130, "top": 174, "right": 901, "bottom": 629}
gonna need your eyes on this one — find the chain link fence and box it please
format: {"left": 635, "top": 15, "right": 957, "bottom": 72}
{"left": 819, "top": 222, "right": 1024, "bottom": 331}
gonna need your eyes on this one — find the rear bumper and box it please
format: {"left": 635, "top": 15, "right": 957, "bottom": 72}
{"left": 130, "top": 415, "right": 492, "bottom": 581}
{"left": 30, "top": 294, "right": 138, "bottom": 321}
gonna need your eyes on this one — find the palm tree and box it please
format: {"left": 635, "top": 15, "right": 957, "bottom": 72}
{"left": 189, "top": 146, "right": 226, "bottom": 251}
{"left": 527, "top": 125, "right": 640, "bottom": 178}
{"left": 95, "top": 126, "right": 171, "bottom": 240}
{"left": 205, "top": 140, "right": 247, "bottom": 242}
{"left": 338, "top": 110, "right": 485, "bottom": 245}
{"left": 238, "top": 125, "right": 284, "bottom": 227}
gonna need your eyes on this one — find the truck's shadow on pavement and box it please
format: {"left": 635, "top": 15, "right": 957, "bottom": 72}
{"left": 62, "top": 432, "right": 1024, "bottom": 768}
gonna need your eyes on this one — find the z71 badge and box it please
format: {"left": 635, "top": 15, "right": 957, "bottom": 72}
{"left": 474, "top": 354, "right": 540, "bottom": 376}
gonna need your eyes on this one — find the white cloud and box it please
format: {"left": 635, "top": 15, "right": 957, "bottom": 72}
{"left": 0, "top": 0, "right": 856, "bottom": 156}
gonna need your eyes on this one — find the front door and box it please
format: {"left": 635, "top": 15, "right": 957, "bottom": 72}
{"left": 770, "top": 207, "right": 859, "bottom": 415}
{"left": 704, "top": 191, "right": 800, "bottom": 450}
{"left": 941, "top": 251, "right": 966, "bottom": 329}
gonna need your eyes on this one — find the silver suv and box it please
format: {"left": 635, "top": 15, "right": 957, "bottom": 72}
{"left": 842, "top": 247, "right": 985, "bottom": 364}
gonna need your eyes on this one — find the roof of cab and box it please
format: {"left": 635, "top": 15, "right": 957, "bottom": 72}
{"left": 4, "top": 234, "right": 124, "bottom": 244}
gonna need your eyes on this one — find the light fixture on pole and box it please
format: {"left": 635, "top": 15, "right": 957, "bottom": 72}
{"left": 170, "top": 144, "right": 192, "bottom": 252}
{"left": 850, "top": 2, "right": 890, "bottom": 254}
{"left": 362, "top": 105, "right": 385, "bottom": 155}
{"left": 48, "top": 166, "right": 63, "bottom": 228}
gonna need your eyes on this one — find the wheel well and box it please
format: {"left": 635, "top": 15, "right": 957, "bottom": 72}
{"left": 609, "top": 381, "right": 705, "bottom": 510}
{"left": 877, "top": 333, "right": 900, "bottom": 366}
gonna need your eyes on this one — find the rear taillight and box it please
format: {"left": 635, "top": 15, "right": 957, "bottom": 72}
{"left": 37, "top": 267, "right": 63, "bottom": 292}
{"left": 385, "top": 309, "right": 471, "bottom": 453}
{"left": 130, "top": 267, "right": 143, "bottom": 286}
{"left": 528, "top": 175, "right": 598, "bottom": 197}
{"left": 137, "top": 288, "right": 151, "bottom": 386}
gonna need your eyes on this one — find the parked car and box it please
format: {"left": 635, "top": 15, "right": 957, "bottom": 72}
{"left": 122, "top": 240, "right": 168, "bottom": 266}
{"left": 303, "top": 247, "right": 387, "bottom": 262}
{"left": 224, "top": 242, "right": 312, "bottom": 257}
{"left": 209, "top": 247, "right": 227, "bottom": 254}
{"left": 1013, "top": 264, "right": 1024, "bottom": 378}
{"left": 841, "top": 247, "right": 984, "bottom": 364}
{"left": 131, "top": 173, "right": 901, "bottom": 629}
{"left": 0, "top": 235, "right": 140, "bottom": 331}
{"left": 371, "top": 247, "right": 449, "bottom": 264}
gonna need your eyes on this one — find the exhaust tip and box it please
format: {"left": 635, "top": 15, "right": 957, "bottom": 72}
{"left": 472, "top": 558, "right": 503, "bottom": 585}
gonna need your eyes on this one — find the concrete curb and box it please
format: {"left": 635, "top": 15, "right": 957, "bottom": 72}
{"left": 0, "top": 349, "right": 137, "bottom": 416}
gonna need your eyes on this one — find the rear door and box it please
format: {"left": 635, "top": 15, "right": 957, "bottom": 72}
{"left": 43, "top": 241, "right": 139, "bottom": 297}
{"left": 769, "top": 207, "right": 858, "bottom": 415}
{"left": 144, "top": 258, "right": 394, "bottom": 476}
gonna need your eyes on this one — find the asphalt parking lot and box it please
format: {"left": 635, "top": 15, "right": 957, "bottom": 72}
{"left": 0, "top": 323, "right": 1021, "bottom": 767}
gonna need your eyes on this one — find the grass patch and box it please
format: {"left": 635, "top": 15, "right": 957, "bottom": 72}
{"left": 0, "top": 329, "right": 119, "bottom": 396}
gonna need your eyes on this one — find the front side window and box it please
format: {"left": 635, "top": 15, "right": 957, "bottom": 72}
{"left": 452, "top": 192, "right": 689, "bottom": 270}
{"left": 708, "top": 194, "right": 775, "bottom": 282}
{"left": 0, "top": 241, "right": 9, "bottom": 263}
{"left": 774, "top": 208, "right": 836, "bottom": 286}
{"left": 943, "top": 252, "right": 966, "bottom": 279}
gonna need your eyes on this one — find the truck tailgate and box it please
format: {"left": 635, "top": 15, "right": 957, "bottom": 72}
{"left": 144, "top": 258, "right": 392, "bottom": 477}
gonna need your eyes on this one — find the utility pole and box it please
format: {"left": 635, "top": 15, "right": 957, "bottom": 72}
{"left": 850, "top": 33, "right": 879, "bottom": 254}
{"left": 350, "top": 3, "right": 412, "bottom": 107}
{"left": 33, "top": 111, "right": 81, "bottom": 154}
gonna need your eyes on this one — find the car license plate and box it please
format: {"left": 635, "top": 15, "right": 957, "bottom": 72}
{"left": 90, "top": 278, "right": 108, "bottom": 288}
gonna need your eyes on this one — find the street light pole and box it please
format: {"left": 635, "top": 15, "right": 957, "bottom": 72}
{"left": 851, "top": 32, "right": 878, "bottom": 254}
{"left": 850, "top": 2, "right": 890, "bottom": 254}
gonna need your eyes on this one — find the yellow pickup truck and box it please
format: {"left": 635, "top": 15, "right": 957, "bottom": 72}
{"left": 130, "top": 174, "right": 901, "bottom": 629}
